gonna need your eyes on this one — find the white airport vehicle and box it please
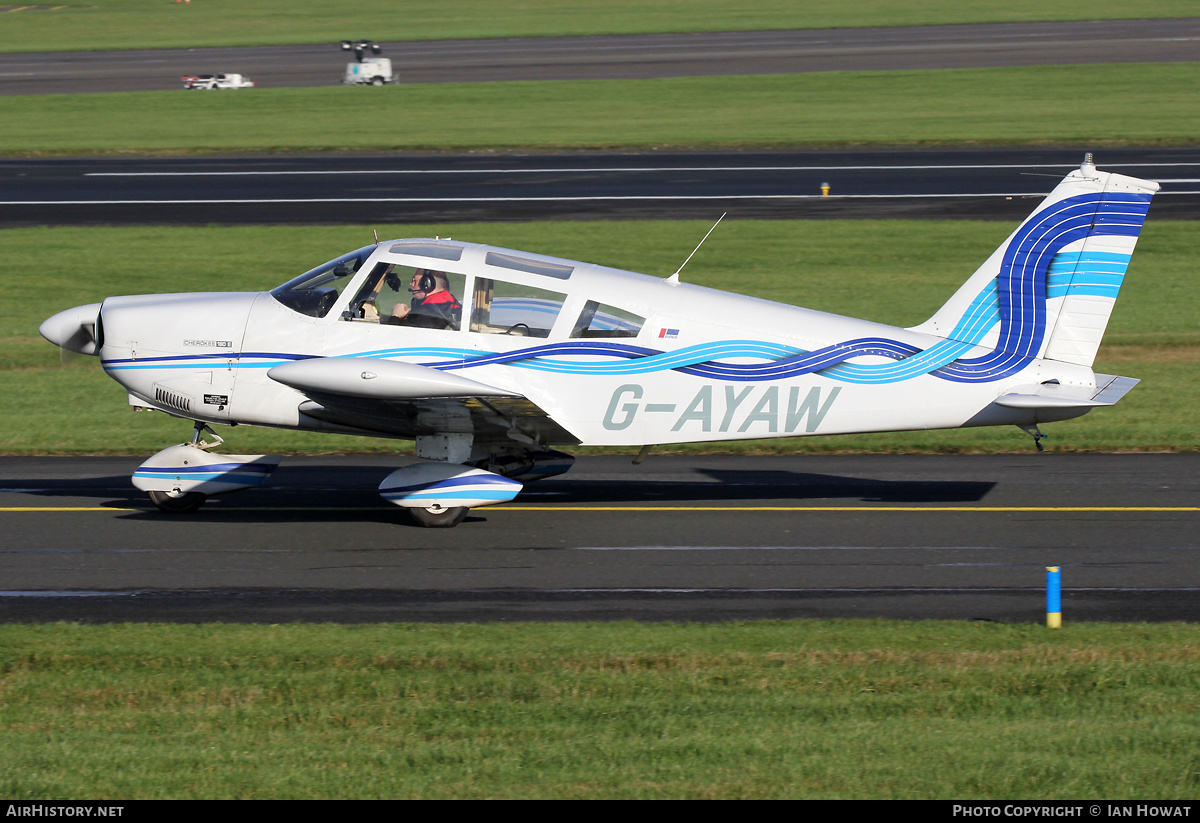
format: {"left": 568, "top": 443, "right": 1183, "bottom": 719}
{"left": 182, "top": 73, "right": 255, "bottom": 90}
{"left": 341, "top": 39, "right": 394, "bottom": 85}
{"left": 41, "top": 157, "right": 1158, "bottom": 527}
{"left": 344, "top": 58, "right": 394, "bottom": 85}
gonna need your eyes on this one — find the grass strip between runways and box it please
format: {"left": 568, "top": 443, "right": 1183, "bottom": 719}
{"left": 3, "top": 64, "right": 1200, "bottom": 154}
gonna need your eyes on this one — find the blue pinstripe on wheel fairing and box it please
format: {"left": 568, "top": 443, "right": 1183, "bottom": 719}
{"left": 101, "top": 191, "right": 1149, "bottom": 386}
{"left": 133, "top": 462, "right": 274, "bottom": 486}
{"left": 380, "top": 473, "right": 521, "bottom": 502}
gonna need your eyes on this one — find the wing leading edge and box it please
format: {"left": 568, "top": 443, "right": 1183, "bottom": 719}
{"left": 267, "top": 356, "right": 579, "bottom": 445}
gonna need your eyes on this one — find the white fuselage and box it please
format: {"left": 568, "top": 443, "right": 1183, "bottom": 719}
{"left": 95, "top": 237, "right": 1097, "bottom": 447}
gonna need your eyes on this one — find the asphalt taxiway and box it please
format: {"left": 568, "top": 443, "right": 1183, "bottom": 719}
{"left": 5, "top": 148, "right": 1200, "bottom": 223}
{"left": 2, "top": 454, "right": 1198, "bottom": 623}
{"left": 3, "top": 19, "right": 1198, "bottom": 95}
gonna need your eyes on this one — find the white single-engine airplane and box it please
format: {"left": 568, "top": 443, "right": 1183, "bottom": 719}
{"left": 41, "top": 157, "right": 1157, "bottom": 526}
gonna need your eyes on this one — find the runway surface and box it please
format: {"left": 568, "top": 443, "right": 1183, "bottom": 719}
{"left": 6, "top": 148, "right": 1200, "bottom": 224}
{"left": 3, "top": 19, "right": 1199, "bottom": 95}
{"left": 2, "top": 454, "right": 1198, "bottom": 624}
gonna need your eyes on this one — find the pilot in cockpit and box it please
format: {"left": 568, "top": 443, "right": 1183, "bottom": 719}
{"left": 391, "top": 269, "right": 462, "bottom": 330}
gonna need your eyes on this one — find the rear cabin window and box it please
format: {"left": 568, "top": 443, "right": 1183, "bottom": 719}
{"left": 344, "top": 263, "right": 465, "bottom": 331}
{"left": 569, "top": 301, "right": 645, "bottom": 338}
{"left": 470, "top": 278, "right": 565, "bottom": 338}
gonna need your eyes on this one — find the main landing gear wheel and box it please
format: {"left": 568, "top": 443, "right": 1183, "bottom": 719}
{"left": 147, "top": 490, "right": 207, "bottom": 514}
{"left": 407, "top": 505, "right": 468, "bottom": 528}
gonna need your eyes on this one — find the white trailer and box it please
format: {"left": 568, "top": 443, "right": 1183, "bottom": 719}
{"left": 182, "top": 73, "right": 255, "bottom": 90}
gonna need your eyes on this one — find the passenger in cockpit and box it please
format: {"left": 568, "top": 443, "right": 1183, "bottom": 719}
{"left": 391, "top": 269, "right": 462, "bottom": 330}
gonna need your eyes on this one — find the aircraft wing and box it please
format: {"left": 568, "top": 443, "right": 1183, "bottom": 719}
{"left": 267, "top": 357, "right": 580, "bottom": 445}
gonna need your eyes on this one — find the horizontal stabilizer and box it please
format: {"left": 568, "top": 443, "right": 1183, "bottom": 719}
{"left": 994, "top": 373, "right": 1139, "bottom": 410}
{"left": 268, "top": 357, "right": 517, "bottom": 400}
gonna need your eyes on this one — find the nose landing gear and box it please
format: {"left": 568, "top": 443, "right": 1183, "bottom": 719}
{"left": 147, "top": 489, "right": 207, "bottom": 514}
{"left": 132, "top": 421, "right": 281, "bottom": 514}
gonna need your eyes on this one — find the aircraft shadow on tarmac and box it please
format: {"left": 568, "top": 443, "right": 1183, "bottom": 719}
{"left": 12, "top": 466, "right": 995, "bottom": 525}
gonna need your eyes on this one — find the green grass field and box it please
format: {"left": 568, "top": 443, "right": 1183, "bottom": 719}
{"left": 2, "top": 0, "right": 1197, "bottom": 52}
{"left": 4, "top": 63, "right": 1200, "bottom": 154}
{"left": 2, "top": 621, "right": 1199, "bottom": 799}
{"left": 6, "top": 218, "right": 1196, "bottom": 455}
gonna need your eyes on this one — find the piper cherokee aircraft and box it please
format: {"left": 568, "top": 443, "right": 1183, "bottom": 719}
{"left": 40, "top": 156, "right": 1157, "bottom": 527}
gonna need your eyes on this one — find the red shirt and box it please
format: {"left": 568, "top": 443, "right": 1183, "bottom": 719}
{"left": 418, "top": 290, "right": 461, "bottom": 310}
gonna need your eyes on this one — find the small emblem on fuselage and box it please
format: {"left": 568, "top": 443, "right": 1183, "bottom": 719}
{"left": 184, "top": 340, "right": 232, "bottom": 348}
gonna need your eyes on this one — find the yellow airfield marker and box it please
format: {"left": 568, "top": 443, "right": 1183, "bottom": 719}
{"left": 0, "top": 507, "right": 130, "bottom": 512}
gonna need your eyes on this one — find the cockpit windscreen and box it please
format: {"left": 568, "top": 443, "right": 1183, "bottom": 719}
{"left": 270, "top": 245, "right": 374, "bottom": 318}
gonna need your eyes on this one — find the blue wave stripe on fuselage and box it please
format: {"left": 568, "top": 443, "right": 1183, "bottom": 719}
{"left": 675, "top": 338, "right": 921, "bottom": 382}
{"left": 102, "top": 351, "right": 314, "bottom": 371}
{"left": 821, "top": 338, "right": 977, "bottom": 384}
{"left": 100, "top": 193, "right": 1149, "bottom": 388}
{"left": 456, "top": 341, "right": 802, "bottom": 376}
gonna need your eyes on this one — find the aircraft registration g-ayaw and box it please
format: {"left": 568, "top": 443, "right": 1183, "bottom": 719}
{"left": 41, "top": 156, "right": 1157, "bottom": 526}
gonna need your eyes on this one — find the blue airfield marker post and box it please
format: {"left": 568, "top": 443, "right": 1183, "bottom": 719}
{"left": 1046, "top": 566, "right": 1062, "bottom": 628}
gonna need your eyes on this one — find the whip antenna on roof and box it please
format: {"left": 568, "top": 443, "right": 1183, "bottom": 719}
{"left": 667, "top": 212, "right": 726, "bottom": 285}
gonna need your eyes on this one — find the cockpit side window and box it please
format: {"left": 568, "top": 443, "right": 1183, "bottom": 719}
{"left": 569, "top": 300, "right": 645, "bottom": 338}
{"left": 470, "top": 278, "right": 565, "bottom": 338}
{"left": 344, "top": 264, "right": 464, "bottom": 331}
{"left": 270, "top": 245, "right": 374, "bottom": 318}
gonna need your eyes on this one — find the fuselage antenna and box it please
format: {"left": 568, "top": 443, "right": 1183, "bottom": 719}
{"left": 667, "top": 212, "right": 726, "bottom": 285}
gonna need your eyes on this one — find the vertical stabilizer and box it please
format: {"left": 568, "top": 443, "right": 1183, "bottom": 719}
{"left": 909, "top": 157, "right": 1158, "bottom": 371}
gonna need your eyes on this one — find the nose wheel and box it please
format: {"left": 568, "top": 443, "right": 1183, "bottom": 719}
{"left": 147, "top": 490, "right": 207, "bottom": 514}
